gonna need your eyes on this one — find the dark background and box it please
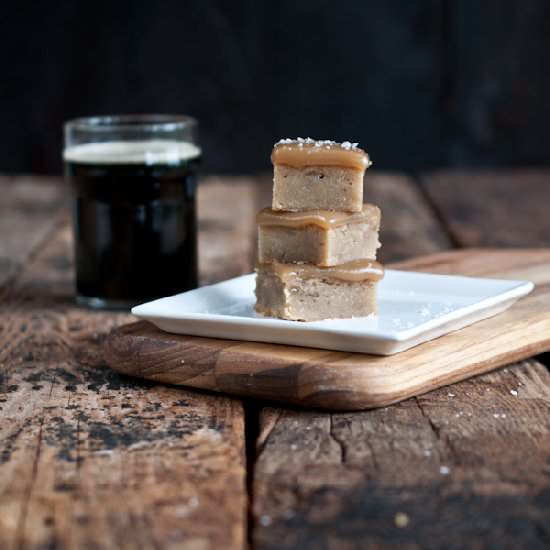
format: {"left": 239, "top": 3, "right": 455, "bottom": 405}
{"left": 2, "top": 0, "right": 549, "bottom": 174}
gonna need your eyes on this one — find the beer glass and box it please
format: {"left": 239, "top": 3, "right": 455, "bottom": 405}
{"left": 64, "top": 115, "right": 200, "bottom": 309}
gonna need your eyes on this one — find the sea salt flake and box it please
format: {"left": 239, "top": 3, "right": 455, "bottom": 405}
{"left": 275, "top": 137, "right": 360, "bottom": 150}
{"left": 260, "top": 515, "right": 272, "bottom": 526}
{"left": 439, "top": 465, "right": 450, "bottom": 475}
{"left": 394, "top": 512, "right": 409, "bottom": 528}
{"left": 510, "top": 389, "right": 518, "bottom": 396}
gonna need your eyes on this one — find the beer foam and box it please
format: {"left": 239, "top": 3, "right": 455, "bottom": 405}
{"left": 63, "top": 140, "right": 201, "bottom": 165}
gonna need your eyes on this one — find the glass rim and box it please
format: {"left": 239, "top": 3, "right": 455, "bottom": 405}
{"left": 65, "top": 114, "right": 197, "bottom": 133}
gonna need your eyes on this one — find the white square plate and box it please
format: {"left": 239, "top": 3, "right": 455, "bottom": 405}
{"left": 132, "top": 270, "right": 533, "bottom": 355}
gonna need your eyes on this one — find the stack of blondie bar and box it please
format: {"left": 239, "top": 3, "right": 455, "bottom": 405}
{"left": 254, "top": 138, "right": 384, "bottom": 321}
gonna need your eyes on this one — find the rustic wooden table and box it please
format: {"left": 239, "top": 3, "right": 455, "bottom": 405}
{"left": 1, "top": 171, "right": 549, "bottom": 549}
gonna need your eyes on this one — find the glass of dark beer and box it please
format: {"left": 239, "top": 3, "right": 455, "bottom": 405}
{"left": 64, "top": 115, "right": 200, "bottom": 309}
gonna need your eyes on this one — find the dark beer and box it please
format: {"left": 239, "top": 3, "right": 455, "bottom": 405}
{"left": 65, "top": 140, "right": 200, "bottom": 308}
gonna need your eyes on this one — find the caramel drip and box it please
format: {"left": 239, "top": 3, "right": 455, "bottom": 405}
{"left": 258, "top": 259, "right": 384, "bottom": 283}
{"left": 271, "top": 141, "right": 370, "bottom": 171}
{"left": 257, "top": 204, "right": 380, "bottom": 230}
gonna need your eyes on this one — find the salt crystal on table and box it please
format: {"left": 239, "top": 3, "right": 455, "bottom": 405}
{"left": 510, "top": 389, "right": 518, "bottom": 396}
{"left": 439, "top": 465, "right": 450, "bottom": 475}
{"left": 394, "top": 512, "right": 409, "bottom": 528}
{"left": 260, "top": 515, "right": 272, "bottom": 526}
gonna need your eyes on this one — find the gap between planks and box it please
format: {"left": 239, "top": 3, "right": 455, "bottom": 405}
{"left": 411, "top": 172, "right": 463, "bottom": 249}
{"left": 0, "top": 176, "right": 66, "bottom": 293}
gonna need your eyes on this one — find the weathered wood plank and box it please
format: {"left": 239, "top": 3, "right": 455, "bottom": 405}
{"left": 0, "top": 181, "right": 250, "bottom": 548}
{"left": 197, "top": 172, "right": 453, "bottom": 285}
{"left": 0, "top": 176, "right": 65, "bottom": 289}
{"left": 421, "top": 168, "right": 550, "bottom": 375}
{"left": 365, "top": 173, "right": 452, "bottom": 262}
{"left": 252, "top": 359, "right": 550, "bottom": 549}
{"left": 251, "top": 172, "right": 550, "bottom": 548}
{"left": 198, "top": 174, "right": 271, "bottom": 284}
{"left": 420, "top": 169, "right": 550, "bottom": 247}
{"left": 3, "top": 172, "right": 549, "bottom": 549}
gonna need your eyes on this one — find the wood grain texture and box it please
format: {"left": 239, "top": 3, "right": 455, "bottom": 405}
{"left": 198, "top": 174, "right": 271, "bottom": 284}
{"left": 420, "top": 169, "right": 550, "bottom": 247}
{"left": 196, "top": 171, "right": 449, "bottom": 281}
{"left": 105, "top": 249, "right": 550, "bottom": 410}
{"left": 251, "top": 358, "right": 550, "bottom": 549}
{"left": 365, "top": 172, "right": 452, "bottom": 262}
{"left": 0, "top": 176, "right": 65, "bottom": 289}
{"left": 0, "top": 222, "right": 247, "bottom": 549}
{"left": 4, "top": 171, "right": 550, "bottom": 549}
{"left": 250, "top": 171, "right": 550, "bottom": 549}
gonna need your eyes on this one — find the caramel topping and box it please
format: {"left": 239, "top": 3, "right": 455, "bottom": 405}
{"left": 257, "top": 204, "right": 380, "bottom": 230}
{"left": 271, "top": 138, "right": 371, "bottom": 171}
{"left": 257, "top": 259, "right": 384, "bottom": 283}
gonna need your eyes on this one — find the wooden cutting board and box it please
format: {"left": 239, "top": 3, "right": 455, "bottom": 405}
{"left": 105, "top": 249, "right": 550, "bottom": 410}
